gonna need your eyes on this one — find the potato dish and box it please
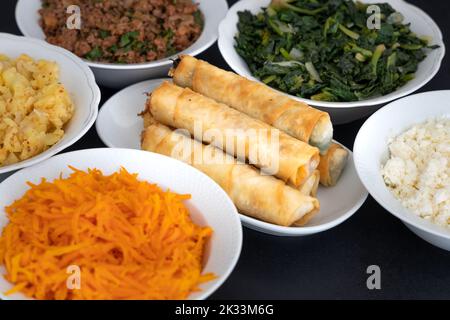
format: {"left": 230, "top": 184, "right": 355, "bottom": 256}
{"left": 0, "top": 54, "right": 74, "bottom": 167}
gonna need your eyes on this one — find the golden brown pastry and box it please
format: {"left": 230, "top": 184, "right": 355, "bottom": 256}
{"left": 141, "top": 119, "right": 320, "bottom": 227}
{"left": 170, "top": 55, "right": 333, "bottom": 153}
{"left": 318, "top": 143, "right": 349, "bottom": 187}
{"left": 147, "top": 81, "right": 320, "bottom": 187}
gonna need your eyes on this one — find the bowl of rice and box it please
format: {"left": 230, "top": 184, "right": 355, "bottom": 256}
{"left": 354, "top": 90, "right": 450, "bottom": 251}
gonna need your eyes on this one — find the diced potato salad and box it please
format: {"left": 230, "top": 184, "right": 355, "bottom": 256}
{"left": 0, "top": 54, "right": 74, "bottom": 166}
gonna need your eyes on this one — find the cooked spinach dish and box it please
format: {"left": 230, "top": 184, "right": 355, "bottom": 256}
{"left": 235, "top": 0, "right": 439, "bottom": 102}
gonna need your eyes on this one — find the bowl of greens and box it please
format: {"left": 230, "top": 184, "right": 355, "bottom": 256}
{"left": 218, "top": 0, "right": 445, "bottom": 124}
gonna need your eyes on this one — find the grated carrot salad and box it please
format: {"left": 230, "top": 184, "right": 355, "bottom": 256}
{"left": 0, "top": 167, "right": 214, "bottom": 300}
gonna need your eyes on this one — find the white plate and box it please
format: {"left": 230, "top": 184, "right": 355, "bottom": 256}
{"left": 218, "top": 0, "right": 445, "bottom": 124}
{"left": 16, "top": 0, "right": 228, "bottom": 88}
{"left": 96, "top": 79, "right": 168, "bottom": 150}
{"left": 0, "top": 33, "right": 100, "bottom": 176}
{"left": 96, "top": 79, "right": 368, "bottom": 236}
{"left": 0, "top": 148, "right": 242, "bottom": 300}
{"left": 354, "top": 90, "right": 450, "bottom": 251}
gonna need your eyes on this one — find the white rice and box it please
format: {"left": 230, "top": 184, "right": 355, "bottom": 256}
{"left": 381, "top": 117, "right": 450, "bottom": 228}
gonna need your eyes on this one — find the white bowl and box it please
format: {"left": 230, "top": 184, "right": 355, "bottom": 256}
{"left": 16, "top": 0, "right": 228, "bottom": 88}
{"left": 354, "top": 90, "right": 450, "bottom": 251}
{"left": 96, "top": 79, "right": 368, "bottom": 237}
{"left": 0, "top": 148, "right": 243, "bottom": 300}
{"left": 239, "top": 146, "right": 368, "bottom": 236}
{"left": 218, "top": 0, "right": 445, "bottom": 124}
{"left": 0, "top": 33, "right": 100, "bottom": 176}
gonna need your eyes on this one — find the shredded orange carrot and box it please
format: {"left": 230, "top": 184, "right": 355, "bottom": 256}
{"left": 0, "top": 167, "right": 214, "bottom": 300}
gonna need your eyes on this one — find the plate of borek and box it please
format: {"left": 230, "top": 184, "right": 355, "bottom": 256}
{"left": 96, "top": 56, "right": 368, "bottom": 236}
{"left": 0, "top": 148, "right": 242, "bottom": 300}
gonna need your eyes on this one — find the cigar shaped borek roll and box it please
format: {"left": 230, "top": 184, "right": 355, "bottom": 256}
{"left": 147, "top": 82, "right": 320, "bottom": 188}
{"left": 170, "top": 55, "right": 333, "bottom": 154}
{"left": 141, "top": 120, "right": 320, "bottom": 227}
{"left": 298, "top": 170, "right": 320, "bottom": 197}
{"left": 318, "top": 143, "right": 349, "bottom": 187}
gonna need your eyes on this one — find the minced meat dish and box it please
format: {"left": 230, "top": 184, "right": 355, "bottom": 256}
{"left": 39, "top": 0, "right": 204, "bottom": 64}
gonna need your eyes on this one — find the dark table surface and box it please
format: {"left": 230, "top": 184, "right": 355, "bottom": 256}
{"left": 1, "top": 0, "right": 450, "bottom": 300}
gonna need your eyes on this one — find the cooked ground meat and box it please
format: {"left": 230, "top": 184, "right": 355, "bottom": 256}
{"left": 39, "top": 0, "right": 203, "bottom": 64}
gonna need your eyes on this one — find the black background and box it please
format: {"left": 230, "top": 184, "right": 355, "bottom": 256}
{"left": 1, "top": 0, "right": 449, "bottom": 300}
